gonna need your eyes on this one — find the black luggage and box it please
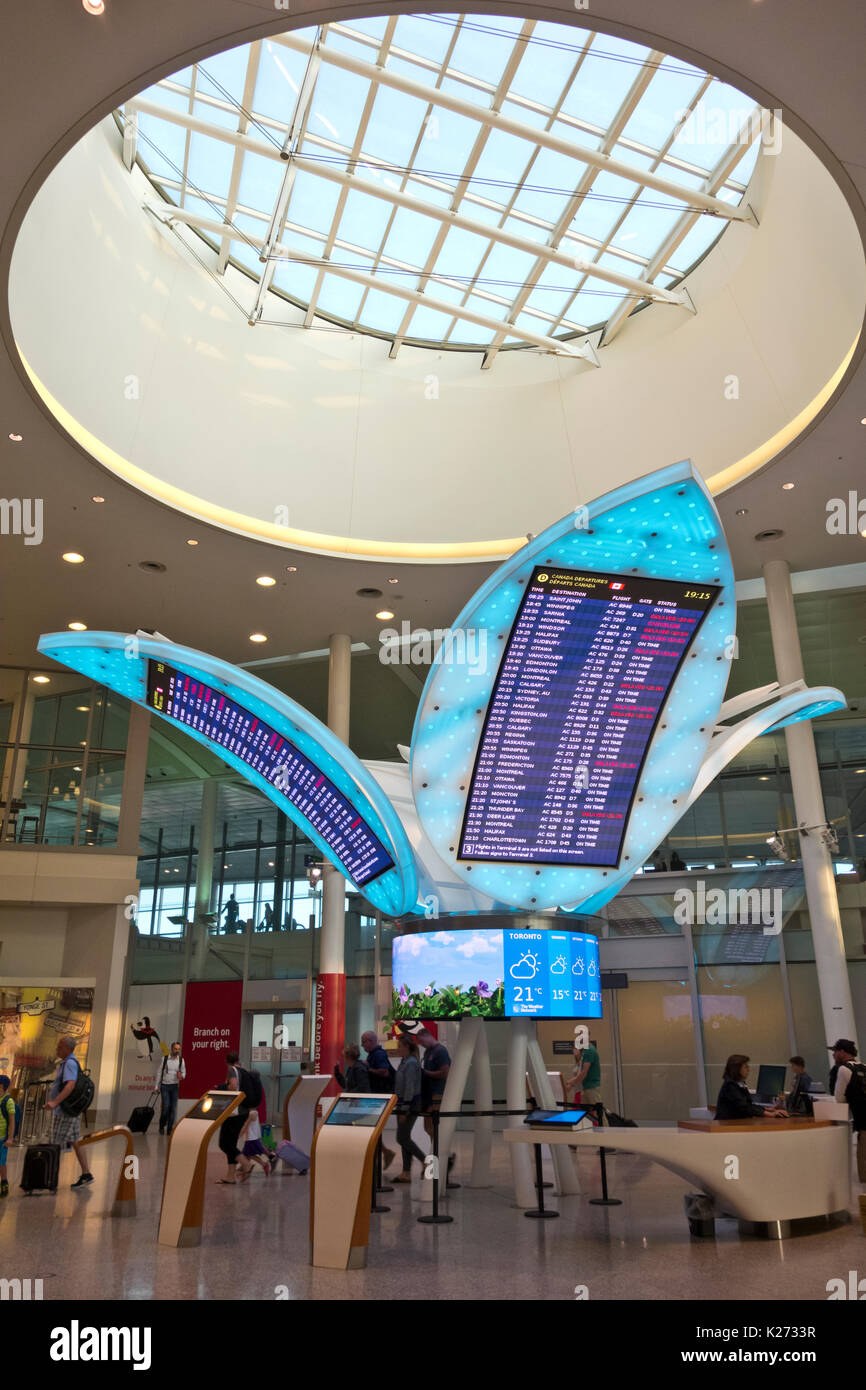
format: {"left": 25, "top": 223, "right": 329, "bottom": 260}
{"left": 127, "top": 1091, "right": 158, "bottom": 1133}
{"left": 21, "top": 1143, "right": 60, "bottom": 1194}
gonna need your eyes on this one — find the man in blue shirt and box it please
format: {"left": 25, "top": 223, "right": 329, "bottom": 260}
{"left": 44, "top": 1036, "right": 93, "bottom": 1188}
{"left": 418, "top": 1028, "right": 451, "bottom": 1137}
{"left": 361, "top": 1031, "right": 395, "bottom": 1167}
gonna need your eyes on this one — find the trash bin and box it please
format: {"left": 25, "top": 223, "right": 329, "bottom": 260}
{"left": 684, "top": 1192, "right": 716, "bottom": 1238}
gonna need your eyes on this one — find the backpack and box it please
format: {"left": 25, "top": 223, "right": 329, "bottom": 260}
{"left": 1, "top": 1093, "right": 21, "bottom": 1136}
{"left": 840, "top": 1062, "right": 866, "bottom": 1124}
{"left": 236, "top": 1066, "right": 264, "bottom": 1110}
{"left": 59, "top": 1061, "right": 95, "bottom": 1118}
{"left": 370, "top": 1056, "right": 397, "bottom": 1095}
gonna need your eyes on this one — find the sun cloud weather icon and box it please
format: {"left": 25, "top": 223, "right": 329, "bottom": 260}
{"left": 587, "top": 958, "right": 598, "bottom": 977}
{"left": 509, "top": 951, "right": 539, "bottom": 980}
{"left": 550, "top": 955, "right": 568, "bottom": 975}
{"left": 572, "top": 957, "right": 585, "bottom": 975}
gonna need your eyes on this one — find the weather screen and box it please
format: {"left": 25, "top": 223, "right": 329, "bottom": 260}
{"left": 146, "top": 660, "right": 394, "bottom": 889}
{"left": 459, "top": 567, "right": 718, "bottom": 868}
{"left": 390, "top": 926, "right": 601, "bottom": 1020}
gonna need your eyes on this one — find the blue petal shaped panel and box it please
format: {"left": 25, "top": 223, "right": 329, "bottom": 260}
{"left": 37, "top": 631, "right": 418, "bottom": 916}
{"left": 409, "top": 461, "right": 736, "bottom": 910}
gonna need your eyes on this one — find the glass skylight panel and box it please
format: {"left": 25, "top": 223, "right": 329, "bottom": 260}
{"left": 121, "top": 13, "right": 761, "bottom": 355}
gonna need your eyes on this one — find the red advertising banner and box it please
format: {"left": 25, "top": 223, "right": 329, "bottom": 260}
{"left": 314, "top": 973, "right": 346, "bottom": 1097}
{"left": 180, "top": 980, "right": 243, "bottom": 1099}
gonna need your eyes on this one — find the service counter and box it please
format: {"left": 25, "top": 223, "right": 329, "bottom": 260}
{"left": 505, "top": 1115, "right": 851, "bottom": 1237}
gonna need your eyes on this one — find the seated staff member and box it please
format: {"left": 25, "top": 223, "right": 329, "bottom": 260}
{"left": 715, "top": 1055, "right": 787, "bottom": 1120}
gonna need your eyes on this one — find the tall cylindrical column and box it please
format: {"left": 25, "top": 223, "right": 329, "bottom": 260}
{"left": 317, "top": 634, "right": 351, "bottom": 1091}
{"left": 506, "top": 1020, "right": 536, "bottom": 1208}
{"left": 762, "top": 559, "right": 856, "bottom": 1046}
{"left": 192, "top": 779, "right": 218, "bottom": 977}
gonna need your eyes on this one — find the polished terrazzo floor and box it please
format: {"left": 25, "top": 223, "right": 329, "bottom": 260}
{"left": 1, "top": 1127, "right": 862, "bottom": 1301}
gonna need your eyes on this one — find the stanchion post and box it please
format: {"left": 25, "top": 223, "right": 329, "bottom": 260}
{"left": 588, "top": 1107, "right": 622, "bottom": 1208}
{"left": 417, "top": 1106, "right": 453, "bottom": 1225}
{"left": 371, "top": 1140, "right": 390, "bottom": 1214}
{"left": 525, "top": 1141, "right": 559, "bottom": 1220}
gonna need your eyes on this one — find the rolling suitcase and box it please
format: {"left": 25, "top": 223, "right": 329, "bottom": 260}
{"left": 21, "top": 1143, "right": 60, "bottom": 1194}
{"left": 127, "top": 1090, "right": 158, "bottom": 1134}
{"left": 275, "top": 1140, "right": 309, "bottom": 1173}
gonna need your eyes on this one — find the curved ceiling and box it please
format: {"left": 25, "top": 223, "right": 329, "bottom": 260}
{"left": 2, "top": 0, "right": 866, "bottom": 669}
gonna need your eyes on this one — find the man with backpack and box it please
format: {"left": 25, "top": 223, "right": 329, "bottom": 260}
{"left": 217, "top": 1050, "right": 263, "bottom": 1185}
{"left": 829, "top": 1039, "right": 866, "bottom": 1181}
{"left": 0, "top": 1074, "right": 18, "bottom": 1198}
{"left": 362, "top": 1030, "right": 396, "bottom": 1168}
{"left": 44, "top": 1036, "right": 93, "bottom": 1189}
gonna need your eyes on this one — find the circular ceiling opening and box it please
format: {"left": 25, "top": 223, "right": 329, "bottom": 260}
{"left": 124, "top": 12, "right": 760, "bottom": 354}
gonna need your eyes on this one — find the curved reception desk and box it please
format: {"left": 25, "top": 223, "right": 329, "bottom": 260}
{"left": 505, "top": 1117, "right": 851, "bottom": 1238}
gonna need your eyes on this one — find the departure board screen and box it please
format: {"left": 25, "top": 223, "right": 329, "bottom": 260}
{"left": 146, "top": 660, "right": 394, "bottom": 888}
{"left": 459, "top": 568, "right": 718, "bottom": 868}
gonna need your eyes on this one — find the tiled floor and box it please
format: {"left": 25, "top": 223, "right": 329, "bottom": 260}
{"left": 1, "top": 1130, "right": 862, "bottom": 1301}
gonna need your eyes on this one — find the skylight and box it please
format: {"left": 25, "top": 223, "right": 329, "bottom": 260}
{"left": 120, "top": 13, "right": 762, "bottom": 364}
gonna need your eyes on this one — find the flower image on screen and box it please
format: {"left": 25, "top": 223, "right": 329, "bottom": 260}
{"left": 390, "top": 928, "right": 601, "bottom": 1020}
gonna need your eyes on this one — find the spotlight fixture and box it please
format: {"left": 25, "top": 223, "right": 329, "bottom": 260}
{"left": 765, "top": 832, "right": 790, "bottom": 861}
{"left": 33, "top": 675, "right": 51, "bottom": 685}
{"left": 249, "top": 633, "right": 268, "bottom": 643}
{"left": 376, "top": 610, "right": 395, "bottom": 621}
{"left": 8, "top": 433, "right": 22, "bottom": 442}
{"left": 387, "top": 577, "right": 399, "bottom": 584}
{"left": 91, "top": 495, "right": 105, "bottom": 503}
{"left": 62, "top": 552, "right": 85, "bottom": 564}
{"left": 256, "top": 576, "right": 276, "bottom": 587}
{"left": 186, "top": 539, "right": 199, "bottom": 547}
{"left": 286, "top": 566, "right": 298, "bottom": 573}
{"left": 781, "top": 482, "right": 795, "bottom": 491}
{"left": 82, "top": 0, "right": 105, "bottom": 13}
{"left": 735, "top": 508, "right": 748, "bottom": 516}
{"left": 68, "top": 622, "right": 87, "bottom": 631}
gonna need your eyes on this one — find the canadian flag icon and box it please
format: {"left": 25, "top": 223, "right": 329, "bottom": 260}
{"left": 610, "top": 582, "right": 625, "bottom": 590}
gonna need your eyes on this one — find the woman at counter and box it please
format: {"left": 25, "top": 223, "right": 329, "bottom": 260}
{"left": 715, "top": 1055, "right": 787, "bottom": 1119}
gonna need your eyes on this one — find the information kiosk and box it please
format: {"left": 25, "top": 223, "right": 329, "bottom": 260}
{"left": 281, "top": 1074, "right": 331, "bottom": 1162}
{"left": 158, "top": 1089, "right": 243, "bottom": 1248}
{"left": 310, "top": 1093, "right": 396, "bottom": 1269}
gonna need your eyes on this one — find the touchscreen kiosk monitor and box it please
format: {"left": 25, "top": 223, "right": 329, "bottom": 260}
{"left": 325, "top": 1096, "right": 390, "bottom": 1127}
{"left": 185, "top": 1091, "right": 238, "bottom": 1122}
{"left": 524, "top": 1109, "right": 588, "bottom": 1127}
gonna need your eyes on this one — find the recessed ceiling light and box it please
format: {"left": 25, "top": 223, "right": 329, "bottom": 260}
{"left": 781, "top": 482, "right": 795, "bottom": 490}
{"left": 387, "top": 577, "right": 399, "bottom": 584}
{"left": 187, "top": 539, "right": 198, "bottom": 547}
{"left": 754, "top": 529, "right": 784, "bottom": 541}
{"left": 33, "top": 675, "right": 50, "bottom": 684}
{"left": 376, "top": 609, "right": 395, "bottom": 621}
{"left": 8, "top": 433, "right": 22, "bottom": 442}
{"left": 62, "top": 552, "right": 85, "bottom": 564}
{"left": 861, "top": 418, "right": 866, "bottom": 425}
{"left": 735, "top": 508, "right": 748, "bottom": 516}
{"left": 82, "top": 0, "right": 105, "bottom": 13}
{"left": 91, "top": 495, "right": 105, "bottom": 503}
{"left": 68, "top": 622, "right": 87, "bottom": 631}
{"left": 256, "top": 576, "right": 276, "bottom": 587}
{"left": 357, "top": 587, "right": 382, "bottom": 598}
{"left": 249, "top": 633, "right": 268, "bottom": 643}
{"left": 286, "top": 566, "right": 298, "bottom": 573}
{"left": 76, "top": 706, "right": 89, "bottom": 712}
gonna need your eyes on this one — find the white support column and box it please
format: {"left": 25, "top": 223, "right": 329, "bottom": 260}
{"left": 526, "top": 1033, "right": 581, "bottom": 1195}
{"left": 320, "top": 633, "right": 351, "bottom": 978}
{"left": 427, "top": 1016, "right": 482, "bottom": 1201}
{"left": 469, "top": 1021, "right": 493, "bottom": 1188}
{"left": 506, "top": 1020, "right": 537, "bottom": 1208}
{"left": 762, "top": 559, "right": 857, "bottom": 1046}
{"left": 192, "top": 778, "right": 218, "bottom": 976}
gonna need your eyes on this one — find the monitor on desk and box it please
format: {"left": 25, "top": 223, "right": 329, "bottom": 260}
{"left": 755, "top": 1065, "right": 787, "bottom": 1102}
{"left": 325, "top": 1096, "right": 390, "bottom": 1127}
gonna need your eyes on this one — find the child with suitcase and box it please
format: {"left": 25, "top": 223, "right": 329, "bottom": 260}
{"left": 237, "top": 1106, "right": 271, "bottom": 1182}
{"left": 0, "top": 1074, "right": 17, "bottom": 1198}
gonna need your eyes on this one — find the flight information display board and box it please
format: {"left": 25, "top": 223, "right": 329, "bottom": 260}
{"left": 459, "top": 567, "right": 718, "bottom": 868}
{"left": 146, "top": 660, "right": 394, "bottom": 888}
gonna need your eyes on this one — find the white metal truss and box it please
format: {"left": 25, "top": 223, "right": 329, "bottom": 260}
{"left": 121, "top": 15, "right": 762, "bottom": 364}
